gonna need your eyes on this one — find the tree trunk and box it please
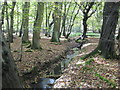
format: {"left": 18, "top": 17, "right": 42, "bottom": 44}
{"left": 19, "top": 24, "right": 22, "bottom": 37}
{"left": 5, "top": 2, "right": 10, "bottom": 48}
{"left": 22, "top": 2, "right": 30, "bottom": 43}
{"left": 117, "top": 28, "right": 120, "bottom": 57}
{"left": 16, "top": 3, "right": 19, "bottom": 35}
{"left": 66, "top": 6, "right": 80, "bottom": 39}
{"left": 31, "top": 2, "right": 44, "bottom": 49}
{"left": 51, "top": 2, "right": 62, "bottom": 42}
{"left": 47, "top": 11, "right": 52, "bottom": 37}
{"left": 1, "top": 3, "right": 5, "bottom": 31}
{"left": 63, "top": 3, "right": 71, "bottom": 36}
{"left": 82, "top": 16, "right": 88, "bottom": 39}
{"left": 98, "top": 2, "right": 119, "bottom": 59}
{"left": 9, "top": 2, "right": 16, "bottom": 43}
{"left": 62, "top": 3, "right": 67, "bottom": 37}
{"left": 1, "top": 35, "right": 23, "bottom": 88}
{"left": 45, "top": 3, "right": 48, "bottom": 36}
{"left": 19, "top": 3, "right": 24, "bottom": 37}
{"left": 0, "top": 5, "right": 22, "bottom": 87}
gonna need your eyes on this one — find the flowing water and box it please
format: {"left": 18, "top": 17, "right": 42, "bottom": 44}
{"left": 33, "top": 47, "right": 80, "bottom": 89}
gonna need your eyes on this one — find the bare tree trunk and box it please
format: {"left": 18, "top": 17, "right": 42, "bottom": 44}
{"left": 16, "top": 3, "right": 19, "bottom": 35}
{"left": 45, "top": 3, "right": 48, "bottom": 36}
{"left": 0, "top": 4, "right": 22, "bottom": 88}
{"left": 51, "top": 2, "right": 62, "bottom": 42}
{"left": 5, "top": 2, "right": 10, "bottom": 48}
{"left": 98, "top": 2, "right": 119, "bottom": 59}
{"left": 19, "top": 23, "right": 22, "bottom": 37}
{"left": 22, "top": 2, "right": 30, "bottom": 43}
{"left": 82, "top": 15, "right": 88, "bottom": 39}
{"left": 1, "top": 35, "right": 23, "bottom": 88}
{"left": 9, "top": 2, "right": 16, "bottom": 43}
{"left": 1, "top": 2, "right": 5, "bottom": 31}
{"left": 31, "top": 2, "right": 44, "bottom": 49}
{"left": 19, "top": 3, "right": 24, "bottom": 37}
{"left": 65, "top": 4, "right": 79, "bottom": 39}
{"left": 47, "top": 11, "right": 52, "bottom": 37}
{"left": 117, "top": 28, "right": 120, "bottom": 58}
{"left": 61, "top": 3, "right": 67, "bottom": 37}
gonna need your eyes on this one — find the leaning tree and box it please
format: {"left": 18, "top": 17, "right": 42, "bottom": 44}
{"left": 0, "top": 3, "right": 22, "bottom": 88}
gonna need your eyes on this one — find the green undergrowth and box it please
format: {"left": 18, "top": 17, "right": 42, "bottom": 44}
{"left": 78, "top": 57, "right": 116, "bottom": 88}
{"left": 84, "top": 58, "right": 94, "bottom": 65}
{"left": 70, "top": 32, "right": 100, "bottom": 38}
{"left": 95, "top": 73, "right": 116, "bottom": 88}
{"left": 80, "top": 48, "right": 100, "bottom": 60}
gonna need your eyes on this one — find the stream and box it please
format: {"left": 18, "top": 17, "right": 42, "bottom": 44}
{"left": 33, "top": 47, "right": 80, "bottom": 89}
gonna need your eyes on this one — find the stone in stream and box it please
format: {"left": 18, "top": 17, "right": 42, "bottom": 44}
{"left": 34, "top": 78, "right": 55, "bottom": 89}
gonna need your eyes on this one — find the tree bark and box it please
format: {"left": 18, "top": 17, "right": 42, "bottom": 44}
{"left": 117, "top": 28, "right": 120, "bottom": 58}
{"left": 47, "top": 11, "right": 52, "bottom": 37}
{"left": 116, "top": 28, "right": 120, "bottom": 59}
{"left": 65, "top": 4, "right": 79, "bottom": 39}
{"left": 61, "top": 3, "right": 67, "bottom": 37}
{"left": 16, "top": 3, "right": 19, "bottom": 35}
{"left": 31, "top": 2, "right": 44, "bottom": 49}
{"left": 1, "top": 35, "right": 23, "bottom": 88}
{"left": 19, "top": 3, "right": 24, "bottom": 37}
{"left": 98, "top": 2, "right": 119, "bottom": 59}
{"left": 1, "top": 3, "right": 5, "bottom": 31}
{"left": 45, "top": 3, "right": 48, "bottom": 36}
{"left": 62, "top": 3, "right": 71, "bottom": 37}
{"left": 9, "top": 2, "right": 16, "bottom": 43}
{"left": 51, "top": 2, "right": 62, "bottom": 42}
{"left": 5, "top": 2, "right": 10, "bottom": 48}
{"left": 22, "top": 2, "right": 30, "bottom": 43}
{"left": 82, "top": 15, "right": 88, "bottom": 39}
{"left": 0, "top": 5, "right": 22, "bottom": 87}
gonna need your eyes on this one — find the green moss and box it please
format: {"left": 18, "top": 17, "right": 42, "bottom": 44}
{"left": 81, "top": 48, "right": 99, "bottom": 60}
{"left": 95, "top": 73, "right": 116, "bottom": 88}
{"left": 85, "top": 58, "right": 94, "bottom": 65}
{"left": 82, "top": 66, "right": 93, "bottom": 71}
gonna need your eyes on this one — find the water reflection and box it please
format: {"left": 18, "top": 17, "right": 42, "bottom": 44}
{"left": 34, "top": 48, "right": 79, "bottom": 89}
{"left": 34, "top": 78, "right": 55, "bottom": 89}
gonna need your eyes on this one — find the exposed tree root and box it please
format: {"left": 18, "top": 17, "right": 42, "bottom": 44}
{"left": 81, "top": 47, "right": 119, "bottom": 60}
{"left": 81, "top": 47, "right": 99, "bottom": 60}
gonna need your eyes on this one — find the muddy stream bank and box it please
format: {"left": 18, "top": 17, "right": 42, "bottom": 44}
{"left": 30, "top": 46, "right": 80, "bottom": 89}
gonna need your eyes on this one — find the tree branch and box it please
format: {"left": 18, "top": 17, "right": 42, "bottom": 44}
{"left": 88, "top": 3, "right": 101, "bottom": 18}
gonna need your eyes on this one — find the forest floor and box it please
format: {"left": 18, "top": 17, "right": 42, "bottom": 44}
{"left": 11, "top": 36, "right": 119, "bottom": 88}
{"left": 11, "top": 35, "right": 78, "bottom": 88}
{"left": 54, "top": 38, "right": 120, "bottom": 88}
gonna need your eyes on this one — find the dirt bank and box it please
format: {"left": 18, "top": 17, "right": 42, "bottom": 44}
{"left": 11, "top": 36, "right": 78, "bottom": 88}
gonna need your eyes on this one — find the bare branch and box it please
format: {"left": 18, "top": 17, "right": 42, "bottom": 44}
{"left": 88, "top": 3, "right": 101, "bottom": 18}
